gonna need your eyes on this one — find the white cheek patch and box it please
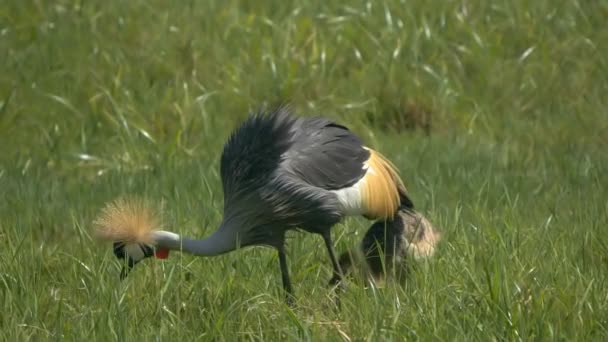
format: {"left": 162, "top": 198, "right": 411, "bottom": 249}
{"left": 331, "top": 176, "right": 366, "bottom": 216}
{"left": 124, "top": 243, "right": 146, "bottom": 262}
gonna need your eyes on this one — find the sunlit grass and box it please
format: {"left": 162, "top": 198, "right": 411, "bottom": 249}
{"left": 1, "top": 0, "right": 607, "bottom": 340}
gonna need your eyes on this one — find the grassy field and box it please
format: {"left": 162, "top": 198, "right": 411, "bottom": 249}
{"left": 1, "top": 0, "right": 607, "bottom": 340}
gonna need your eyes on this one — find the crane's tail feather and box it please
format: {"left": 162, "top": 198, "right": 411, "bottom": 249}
{"left": 361, "top": 148, "right": 413, "bottom": 219}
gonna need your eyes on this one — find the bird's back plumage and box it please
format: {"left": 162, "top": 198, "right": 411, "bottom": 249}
{"left": 218, "top": 106, "right": 413, "bottom": 247}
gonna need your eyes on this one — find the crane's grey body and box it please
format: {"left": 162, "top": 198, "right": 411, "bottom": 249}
{"left": 111, "top": 105, "right": 413, "bottom": 305}
{"left": 219, "top": 107, "right": 370, "bottom": 248}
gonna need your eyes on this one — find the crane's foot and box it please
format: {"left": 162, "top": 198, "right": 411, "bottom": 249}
{"left": 326, "top": 276, "right": 347, "bottom": 311}
{"left": 284, "top": 292, "right": 296, "bottom": 307}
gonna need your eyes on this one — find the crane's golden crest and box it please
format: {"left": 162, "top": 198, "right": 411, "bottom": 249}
{"left": 93, "top": 197, "right": 163, "bottom": 246}
{"left": 360, "top": 148, "right": 406, "bottom": 219}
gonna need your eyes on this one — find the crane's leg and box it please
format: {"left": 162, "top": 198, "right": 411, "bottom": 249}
{"left": 321, "top": 230, "right": 345, "bottom": 288}
{"left": 277, "top": 244, "right": 295, "bottom": 306}
{"left": 321, "top": 230, "right": 347, "bottom": 310}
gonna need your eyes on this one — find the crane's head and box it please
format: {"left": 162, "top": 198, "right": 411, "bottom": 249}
{"left": 93, "top": 197, "right": 169, "bottom": 279}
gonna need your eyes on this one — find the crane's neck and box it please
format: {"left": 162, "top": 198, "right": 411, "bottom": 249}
{"left": 151, "top": 228, "right": 238, "bottom": 257}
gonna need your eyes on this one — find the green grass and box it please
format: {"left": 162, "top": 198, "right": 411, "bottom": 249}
{"left": 1, "top": 0, "right": 607, "bottom": 340}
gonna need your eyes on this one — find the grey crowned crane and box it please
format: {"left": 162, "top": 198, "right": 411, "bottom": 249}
{"left": 94, "top": 106, "right": 415, "bottom": 304}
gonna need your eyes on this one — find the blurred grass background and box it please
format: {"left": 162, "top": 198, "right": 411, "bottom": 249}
{"left": 1, "top": 0, "right": 607, "bottom": 340}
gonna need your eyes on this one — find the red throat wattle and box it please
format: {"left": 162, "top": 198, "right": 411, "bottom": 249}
{"left": 154, "top": 248, "right": 169, "bottom": 259}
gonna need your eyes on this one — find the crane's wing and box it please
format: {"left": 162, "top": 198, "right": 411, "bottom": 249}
{"left": 282, "top": 117, "right": 370, "bottom": 190}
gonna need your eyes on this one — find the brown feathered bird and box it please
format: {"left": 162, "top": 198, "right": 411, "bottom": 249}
{"left": 331, "top": 207, "right": 441, "bottom": 287}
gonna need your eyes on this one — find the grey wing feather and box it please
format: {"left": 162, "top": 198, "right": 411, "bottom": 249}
{"left": 283, "top": 117, "right": 370, "bottom": 190}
